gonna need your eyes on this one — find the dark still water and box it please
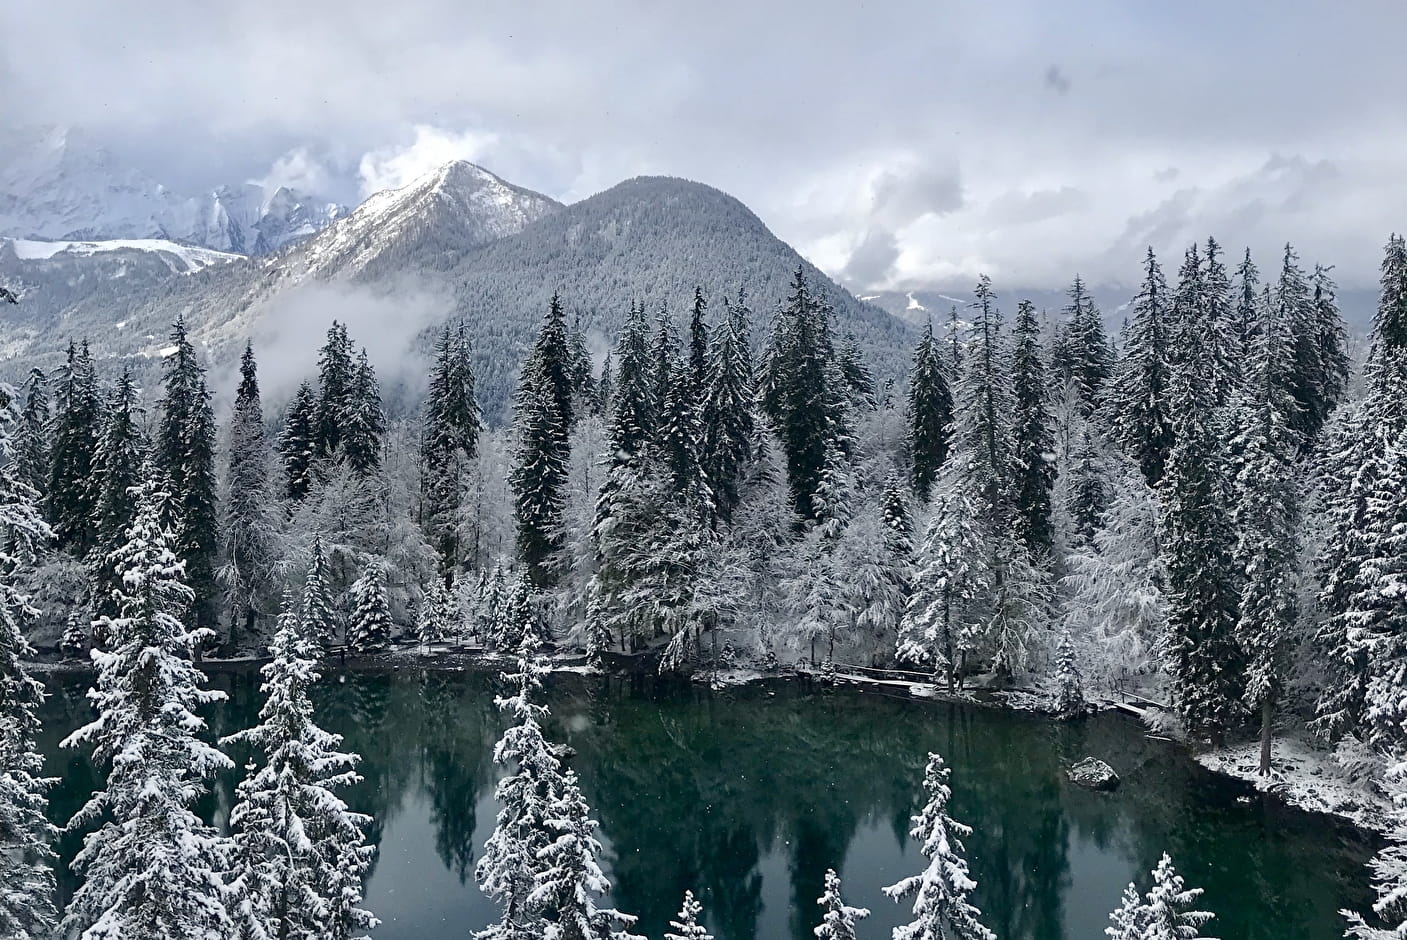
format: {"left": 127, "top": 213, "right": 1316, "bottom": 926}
{"left": 35, "top": 668, "right": 1375, "bottom": 940}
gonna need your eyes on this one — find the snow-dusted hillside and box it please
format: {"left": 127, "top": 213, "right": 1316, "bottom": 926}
{"left": 7, "top": 238, "right": 242, "bottom": 274}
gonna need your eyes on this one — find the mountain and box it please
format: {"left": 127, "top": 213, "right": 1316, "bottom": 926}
{"left": 0, "top": 165, "right": 910, "bottom": 423}
{"left": 0, "top": 126, "right": 345, "bottom": 254}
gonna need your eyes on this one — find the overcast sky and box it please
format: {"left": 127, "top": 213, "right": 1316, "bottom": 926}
{"left": 4, "top": 0, "right": 1405, "bottom": 291}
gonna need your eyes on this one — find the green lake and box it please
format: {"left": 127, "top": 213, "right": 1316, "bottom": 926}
{"left": 35, "top": 668, "right": 1377, "bottom": 939}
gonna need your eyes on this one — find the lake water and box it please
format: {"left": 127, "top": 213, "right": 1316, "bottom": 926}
{"left": 36, "top": 667, "right": 1377, "bottom": 939}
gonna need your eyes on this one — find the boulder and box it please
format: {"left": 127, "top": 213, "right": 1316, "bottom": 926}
{"left": 1068, "top": 757, "right": 1120, "bottom": 791}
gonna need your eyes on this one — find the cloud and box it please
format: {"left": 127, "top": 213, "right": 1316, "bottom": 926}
{"left": 1044, "top": 65, "right": 1071, "bottom": 95}
{"left": 843, "top": 228, "right": 902, "bottom": 287}
{"left": 357, "top": 125, "right": 502, "bottom": 199}
{"left": 254, "top": 147, "right": 334, "bottom": 199}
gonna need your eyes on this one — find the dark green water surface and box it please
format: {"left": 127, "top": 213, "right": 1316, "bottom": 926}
{"left": 36, "top": 668, "right": 1376, "bottom": 939}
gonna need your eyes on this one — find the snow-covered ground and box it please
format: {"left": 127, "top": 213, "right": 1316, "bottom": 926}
{"left": 6, "top": 236, "right": 242, "bottom": 272}
{"left": 1197, "top": 735, "right": 1391, "bottom": 833}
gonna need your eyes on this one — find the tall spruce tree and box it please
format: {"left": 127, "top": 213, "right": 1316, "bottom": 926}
{"left": 223, "top": 342, "right": 275, "bottom": 644}
{"left": 1109, "top": 248, "right": 1175, "bottom": 486}
{"left": 1010, "top": 299, "right": 1056, "bottom": 559}
{"left": 699, "top": 292, "right": 756, "bottom": 524}
{"left": 1277, "top": 244, "right": 1349, "bottom": 446}
{"left": 0, "top": 413, "right": 58, "bottom": 939}
{"left": 222, "top": 592, "right": 376, "bottom": 940}
{"left": 314, "top": 321, "right": 355, "bottom": 460}
{"left": 1233, "top": 247, "right": 1260, "bottom": 361}
{"left": 512, "top": 295, "right": 576, "bottom": 585}
{"left": 907, "top": 320, "right": 954, "bottom": 500}
{"left": 61, "top": 474, "right": 234, "bottom": 939}
{"left": 280, "top": 380, "right": 319, "bottom": 502}
{"left": 1105, "top": 853, "right": 1216, "bottom": 940}
{"left": 954, "top": 275, "right": 1015, "bottom": 529}
{"left": 815, "top": 869, "right": 868, "bottom": 940}
{"left": 91, "top": 369, "right": 146, "bottom": 622}
{"left": 421, "top": 323, "right": 483, "bottom": 578}
{"left": 12, "top": 368, "right": 50, "bottom": 501}
{"left": 158, "top": 315, "right": 220, "bottom": 631}
{"left": 1161, "top": 243, "right": 1244, "bottom": 743}
{"left": 342, "top": 348, "right": 385, "bottom": 475}
{"left": 348, "top": 562, "right": 393, "bottom": 654}
{"left": 302, "top": 534, "right": 338, "bottom": 654}
{"left": 1053, "top": 275, "right": 1113, "bottom": 416}
{"left": 688, "top": 287, "right": 710, "bottom": 395}
{"left": 1202, "top": 236, "right": 1243, "bottom": 400}
{"left": 47, "top": 339, "right": 101, "bottom": 553}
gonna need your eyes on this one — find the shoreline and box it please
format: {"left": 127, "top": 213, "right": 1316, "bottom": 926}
{"left": 32, "top": 642, "right": 1392, "bottom": 836}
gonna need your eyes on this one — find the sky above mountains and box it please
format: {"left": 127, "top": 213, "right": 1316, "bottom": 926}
{"left": 4, "top": 0, "right": 1405, "bottom": 292}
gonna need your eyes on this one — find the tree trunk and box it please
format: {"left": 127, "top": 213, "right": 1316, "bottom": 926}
{"left": 1259, "top": 695, "right": 1273, "bottom": 776}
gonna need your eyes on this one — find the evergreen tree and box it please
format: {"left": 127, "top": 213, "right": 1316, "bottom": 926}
{"left": 1053, "top": 275, "right": 1113, "bottom": 416}
{"left": 1347, "top": 760, "right": 1407, "bottom": 939}
{"left": 1108, "top": 248, "right": 1175, "bottom": 485}
{"left": 699, "top": 293, "right": 756, "bottom": 523}
{"left": 280, "top": 381, "right": 319, "bottom": 502}
{"left": 883, "top": 752, "right": 996, "bottom": 940}
{"left": 1104, "top": 853, "right": 1216, "bottom": 940}
{"left": 223, "top": 342, "right": 276, "bottom": 644}
{"left": 1234, "top": 289, "right": 1300, "bottom": 774}
{"left": 597, "top": 352, "right": 614, "bottom": 417}
{"left": 661, "top": 350, "right": 708, "bottom": 505}
{"left": 1202, "top": 236, "right": 1242, "bottom": 399}
{"left": 1310, "top": 263, "right": 1351, "bottom": 444}
{"left": 1054, "top": 627, "right": 1085, "bottom": 717}
{"left": 47, "top": 339, "right": 101, "bottom": 553}
{"left": 1010, "top": 299, "right": 1056, "bottom": 559}
{"left": 60, "top": 475, "right": 234, "bottom": 939}
{"left": 1161, "top": 244, "right": 1244, "bottom": 742}
{"left": 1232, "top": 248, "right": 1260, "bottom": 361}
{"left": 512, "top": 295, "right": 576, "bottom": 585}
{"left": 1277, "top": 245, "right": 1349, "bottom": 446}
{"left": 302, "top": 534, "right": 338, "bottom": 654}
{"left": 907, "top": 321, "right": 954, "bottom": 500}
{"left": 421, "top": 323, "right": 483, "bottom": 578}
{"left": 417, "top": 577, "right": 457, "bottom": 647}
{"left": 12, "top": 368, "right": 50, "bottom": 500}
{"left": 349, "top": 562, "right": 393, "bottom": 653}
{"left": 814, "top": 869, "right": 868, "bottom": 940}
{"left": 158, "top": 314, "right": 220, "bottom": 631}
{"left": 0, "top": 416, "right": 57, "bottom": 939}
{"left": 665, "top": 891, "right": 712, "bottom": 940}
{"left": 953, "top": 275, "right": 1015, "bottom": 529}
{"left": 315, "top": 321, "right": 355, "bottom": 459}
{"left": 652, "top": 305, "right": 678, "bottom": 423}
{"left": 687, "top": 287, "right": 710, "bottom": 396}
{"left": 342, "top": 348, "right": 385, "bottom": 475}
{"left": 222, "top": 593, "right": 376, "bottom": 940}
{"left": 90, "top": 369, "right": 146, "bottom": 621}
{"left": 475, "top": 632, "right": 561, "bottom": 940}
{"left": 838, "top": 335, "right": 877, "bottom": 412}
{"left": 1066, "top": 422, "right": 1110, "bottom": 551}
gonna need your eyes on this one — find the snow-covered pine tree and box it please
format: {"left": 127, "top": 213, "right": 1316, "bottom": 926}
{"left": 530, "top": 768, "right": 643, "bottom": 940}
{"left": 314, "top": 321, "right": 356, "bottom": 460}
{"left": 1346, "top": 758, "right": 1407, "bottom": 939}
{"left": 1232, "top": 247, "right": 1260, "bottom": 363}
{"left": 1010, "top": 299, "right": 1056, "bottom": 560}
{"left": 222, "top": 591, "right": 376, "bottom": 940}
{"left": 475, "top": 631, "right": 562, "bottom": 940}
{"left": 597, "top": 352, "right": 614, "bottom": 417}
{"left": 1108, "top": 248, "right": 1175, "bottom": 486}
{"left": 664, "top": 890, "right": 712, "bottom": 940}
{"left": 342, "top": 348, "right": 385, "bottom": 475}
{"left": 60, "top": 473, "right": 235, "bottom": 940}
{"left": 883, "top": 752, "right": 996, "bottom": 940}
{"left": 1277, "top": 244, "right": 1349, "bottom": 447}
{"left": 984, "top": 537, "right": 1051, "bottom": 683}
{"left": 349, "top": 561, "right": 393, "bottom": 653}
{"left": 280, "top": 380, "right": 319, "bottom": 502}
{"left": 907, "top": 320, "right": 954, "bottom": 500}
{"left": 1104, "top": 853, "right": 1216, "bottom": 940}
{"left": 222, "top": 341, "right": 276, "bottom": 646}
{"left": 1161, "top": 243, "right": 1244, "bottom": 743}
{"left": 814, "top": 869, "right": 868, "bottom": 940}
{"left": 661, "top": 348, "right": 708, "bottom": 506}
{"left": 1052, "top": 275, "right": 1113, "bottom": 418}
{"left": 839, "top": 335, "right": 878, "bottom": 412}
{"left": 652, "top": 305, "right": 679, "bottom": 426}
{"left": 12, "top": 368, "right": 50, "bottom": 500}
{"left": 417, "top": 576, "right": 455, "bottom": 648}
{"left": 0, "top": 414, "right": 58, "bottom": 939}
{"left": 512, "top": 295, "right": 576, "bottom": 586}
{"left": 1234, "top": 284, "right": 1301, "bottom": 775}
{"left": 687, "top": 287, "right": 710, "bottom": 392}
{"left": 478, "top": 564, "right": 509, "bottom": 649}
{"left": 898, "top": 465, "right": 990, "bottom": 691}
{"left": 1065, "top": 421, "right": 1111, "bottom": 551}
{"left": 1310, "top": 262, "right": 1351, "bottom": 446}
{"left": 158, "top": 314, "right": 221, "bottom": 632}
{"left": 302, "top": 534, "right": 338, "bottom": 655}
{"left": 60, "top": 610, "right": 88, "bottom": 660}
{"left": 47, "top": 339, "right": 101, "bottom": 553}
{"left": 953, "top": 275, "right": 1015, "bottom": 531}
{"left": 1054, "top": 627, "right": 1085, "bottom": 717}
{"left": 699, "top": 292, "right": 756, "bottom": 523}
{"left": 1202, "top": 236, "right": 1243, "bottom": 401}
{"left": 421, "top": 323, "right": 483, "bottom": 577}
{"left": 90, "top": 368, "right": 146, "bottom": 622}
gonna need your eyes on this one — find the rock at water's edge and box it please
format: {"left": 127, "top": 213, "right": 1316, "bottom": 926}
{"left": 1068, "top": 757, "right": 1120, "bottom": 791}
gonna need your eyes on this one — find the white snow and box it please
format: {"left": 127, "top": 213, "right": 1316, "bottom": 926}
{"left": 6, "top": 237, "right": 241, "bottom": 272}
{"left": 158, "top": 345, "right": 180, "bottom": 358}
{"left": 906, "top": 292, "right": 927, "bottom": 312}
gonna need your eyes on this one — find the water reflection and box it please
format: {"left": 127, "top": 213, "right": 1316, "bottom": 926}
{"left": 37, "top": 668, "right": 1376, "bottom": 940}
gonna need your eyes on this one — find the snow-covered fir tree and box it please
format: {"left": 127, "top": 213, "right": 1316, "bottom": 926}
{"left": 349, "top": 561, "right": 393, "bottom": 653}
{"left": 47, "top": 339, "right": 101, "bottom": 553}
{"left": 907, "top": 320, "right": 954, "bottom": 501}
{"left": 1232, "top": 247, "right": 1260, "bottom": 363}
{"left": 699, "top": 291, "right": 756, "bottom": 523}
{"left": 1105, "top": 853, "right": 1216, "bottom": 940}
{"left": 90, "top": 368, "right": 146, "bottom": 622}
{"left": 883, "top": 752, "right": 996, "bottom": 940}
{"left": 814, "top": 869, "right": 868, "bottom": 940}
{"left": 0, "top": 411, "right": 58, "bottom": 939}
{"left": 953, "top": 275, "right": 1015, "bottom": 530}
{"left": 222, "top": 591, "right": 376, "bottom": 940}
{"left": 418, "top": 576, "right": 458, "bottom": 648}
{"left": 158, "top": 314, "right": 221, "bottom": 631}
{"left": 60, "top": 474, "right": 235, "bottom": 940}
{"left": 1108, "top": 248, "right": 1175, "bottom": 486}
{"left": 1010, "top": 299, "right": 1056, "bottom": 560}
{"left": 1053, "top": 626, "right": 1085, "bottom": 717}
{"left": 222, "top": 341, "right": 277, "bottom": 647}
{"left": 342, "top": 347, "right": 386, "bottom": 476}
{"left": 664, "top": 890, "right": 712, "bottom": 940}
{"left": 12, "top": 368, "right": 50, "bottom": 500}
{"left": 1052, "top": 274, "right": 1113, "bottom": 418}
{"left": 280, "top": 380, "right": 319, "bottom": 502}
{"left": 302, "top": 534, "right": 338, "bottom": 654}
{"left": 314, "top": 321, "right": 356, "bottom": 460}
{"left": 1346, "top": 759, "right": 1407, "bottom": 939}
{"left": 421, "top": 322, "right": 483, "bottom": 577}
